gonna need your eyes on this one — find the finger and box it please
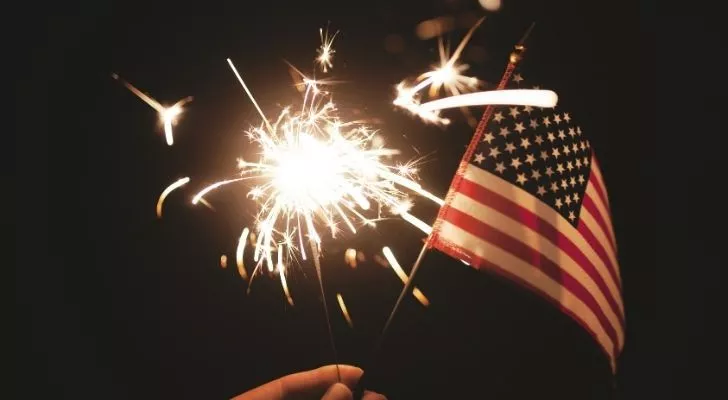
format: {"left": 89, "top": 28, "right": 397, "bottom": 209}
{"left": 321, "top": 383, "right": 353, "bottom": 400}
{"left": 231, "top": 365, "right": 363, "bottom": 400}
{"left": 279, "top": 365, "right": 363, "bottom": 397}
{"left": 362, "top": 390, "right": 387, "bottom": 400}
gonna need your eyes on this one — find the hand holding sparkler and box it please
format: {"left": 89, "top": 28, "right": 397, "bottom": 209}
{"left": 232, "top": 365, "right": 386, "bottom": 400}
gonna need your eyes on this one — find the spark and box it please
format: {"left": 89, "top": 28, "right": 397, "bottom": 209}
{"left": 393, "top": 17, "right": 485, "bottom": 125}
{"left": 344, "top": 248, "right": 358, "bottom": 268}
{"left": 191, "top": 59, "right": 444, "bottom": 297}
{"left": 391, "top": 199, "right": 432, "bottom": 235}
{"left": 317, "top": 25, "right": 339, "bottom": 73}
{"left": 156, "top": 177, "right": 190, "bottom": 218}
{"left": 394, "top": 18, "right": 559, "bottom": 125}
{"left": 382, "top": 246, "right": 430, "bottom": 306}
{"left": 336, "top": 293, "right": 353, "bottom": 327}
{"left": 198, "top": 198, "right": 215, "bottom": 211}
{"left": 112, "top": 73, "right": 192, "bottom": 145}
{"left": 236, "top": 227, "right": 250, "bottom": 280}
{"left": 278, "top": 245, "right": 294, "bottom": 305}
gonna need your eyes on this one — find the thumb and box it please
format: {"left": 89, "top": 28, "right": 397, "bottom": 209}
{"left": 321, "top": 382, "right": 353, "bottom": 400}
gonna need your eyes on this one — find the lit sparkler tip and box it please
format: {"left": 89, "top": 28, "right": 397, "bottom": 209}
{"left": 183, "top": 54, "right": 443, "bottom": 301}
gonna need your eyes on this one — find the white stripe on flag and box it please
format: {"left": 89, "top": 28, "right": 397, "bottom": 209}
{"left": 579, "top": 207, "right": 619, "bottom": 273}
{"left": 585, "top": 184, "right": 618, "bottom": 249}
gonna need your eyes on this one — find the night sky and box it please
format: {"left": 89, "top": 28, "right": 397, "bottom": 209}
{"left": 17, "top": 1, "right": 661, "bottom": 399}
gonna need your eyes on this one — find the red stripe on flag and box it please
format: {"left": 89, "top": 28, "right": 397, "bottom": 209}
{"left": 581, "top": 195, "right": 618, "bottom": 256}
{"left": 456, "top": 177, "right": 624, "bottom": 324}
{"left": 590, "top": 159, "right": 612, "bottom": 211}
{"left": 575, "top": 218, "right": 622, "bottom": 291}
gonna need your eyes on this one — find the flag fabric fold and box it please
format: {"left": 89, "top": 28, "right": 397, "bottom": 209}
{"left": 427, "top": 63, "right": 623, "bottom": 371}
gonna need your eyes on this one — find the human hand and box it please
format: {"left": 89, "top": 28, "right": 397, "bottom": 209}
{"left": 232, "top": 364, "right": 386, "bottom": 400}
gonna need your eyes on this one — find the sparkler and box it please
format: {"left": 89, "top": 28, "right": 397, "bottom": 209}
{"left": 192, "top": 59, "right": 443, "bottom": 288}
{"left": 394, "top": 18, "right": 557, "bottom": 125}
{"left": 394, "top": 17, "right": 485, "bottom": 125}
{"left": 112, "top": 74, "right": 192, "bottom": 145}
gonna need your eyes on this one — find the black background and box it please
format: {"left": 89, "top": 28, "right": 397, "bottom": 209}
{"left": 17, "top": 1, "right": 666, "bottom": 399}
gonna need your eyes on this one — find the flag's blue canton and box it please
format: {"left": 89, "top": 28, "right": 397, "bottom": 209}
{"left": 471, "top": 71, "right": 592, "bottom": 226}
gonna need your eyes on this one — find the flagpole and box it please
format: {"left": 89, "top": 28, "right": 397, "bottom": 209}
{"left": 352, "top": 23, "right": 536, "bottom": 398}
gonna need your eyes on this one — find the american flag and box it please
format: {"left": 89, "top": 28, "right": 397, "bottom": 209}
{"left": 427, "top": 63, "right": 624, "bottom": 370}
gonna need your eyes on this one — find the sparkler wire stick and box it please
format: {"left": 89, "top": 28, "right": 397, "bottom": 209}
{"left": 227, "top": 56, "right": 348, "bottom": 381}
{"left": 310, "top": 239, "right": 342, "bottom": 382}
{"left": 353, "top": 25, "right": 536, "bottom": 397}
{"left": 226, "top": 58, "right": 274, "bottom": 133}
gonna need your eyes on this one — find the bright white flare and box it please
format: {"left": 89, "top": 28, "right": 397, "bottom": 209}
{"left": 419, "top": 89, "right": 558, "bottom": 112}
{"left": 192, "top": 60, "right": 443, "bottom": 285}
{"left": 317, "top": 26, "right": 339, "bottom": 73}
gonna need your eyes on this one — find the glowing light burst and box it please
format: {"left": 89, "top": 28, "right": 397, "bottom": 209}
{"left": 316, "top": 25, "right": 339, "bottom": 73}
{"left": 112, "top": 74, "right": 192, "bottom": 145}
{"left": 393, "top": 17, "right": 485, "bottom": 125}
{"left": 191, "top": 59, "right": 443, "bottom": 288}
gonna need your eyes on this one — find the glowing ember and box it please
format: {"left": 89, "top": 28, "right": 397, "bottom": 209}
{"left": 316, "top": 25, "right": 339, "bottom": 73}
{"left": 112, "top": 73, "right": 192, "bottom": 145}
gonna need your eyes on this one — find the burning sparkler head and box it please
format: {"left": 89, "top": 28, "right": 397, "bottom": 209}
{"left": 193, "top": 68, "right": 440, "bottom": 277}
{"left": 161, "top": 103, "right": 184, "bottom": 124}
